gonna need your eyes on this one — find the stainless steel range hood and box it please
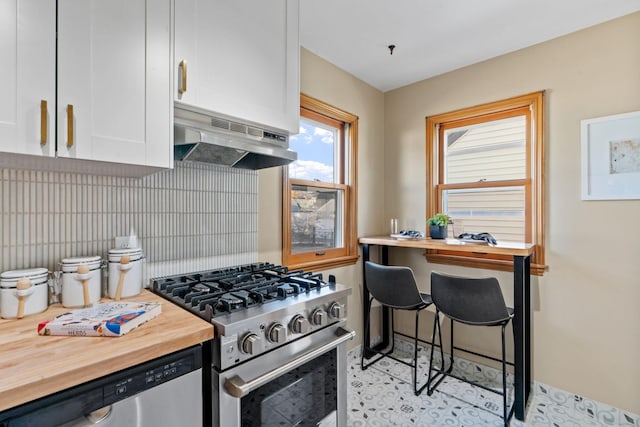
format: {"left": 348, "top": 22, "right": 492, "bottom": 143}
{"left": 174, "top": 103, "right": 297, "bottom": 170}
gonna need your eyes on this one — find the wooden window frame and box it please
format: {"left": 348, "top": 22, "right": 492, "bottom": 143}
{"left": 426, "top": 91, "right": 547, "bottom": 275}
{"left": 282, "top": 93, "right": 359, "bottom": 271}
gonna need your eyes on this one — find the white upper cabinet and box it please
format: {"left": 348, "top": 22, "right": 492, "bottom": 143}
{"left": 174, "top": 0, "right": 300, "bottom": 134}
{"left": 0, "top": 0, "right": 56, "bottom": 157}
{"left": 56, "top": 0, "right": 173, "bottom": 168}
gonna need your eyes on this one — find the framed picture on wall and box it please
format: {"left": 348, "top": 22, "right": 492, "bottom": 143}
{"left": 581, "top": 110, "right": 640, "bottom": 200}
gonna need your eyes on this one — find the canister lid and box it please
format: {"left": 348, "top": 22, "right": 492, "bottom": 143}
{"left": 108, "top": 247, "right": 143, "bottom": 262}
{"left": 0, "top": 268, "right": 48, "bottom": 288}
{"left": 61, "top": 255, "right": 102, "bottom": 272}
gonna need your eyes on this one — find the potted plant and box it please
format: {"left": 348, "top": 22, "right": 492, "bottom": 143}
{"left": 427, "top": 213, "right": 452, "bottom": 239}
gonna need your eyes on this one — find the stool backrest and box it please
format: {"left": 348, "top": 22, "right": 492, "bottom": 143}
{"left": 364, "top": 261, "right": 424, "bottom": 309}
{"left": 430, "top": 272, "right": 511, "bottom": 326}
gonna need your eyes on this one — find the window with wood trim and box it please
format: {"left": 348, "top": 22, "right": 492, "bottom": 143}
{"left": 282, "top": 94, "right": 358, "bottom": 270}
{"left": 426, "top": 91, "right": 547, "bottom": 275}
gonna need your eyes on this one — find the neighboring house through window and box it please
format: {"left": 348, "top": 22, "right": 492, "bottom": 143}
{"left": 426, "top": 91, "right": 547, "bottom": 275}
{"left": 282, "top": 94, "right": 358, "bottom": 270}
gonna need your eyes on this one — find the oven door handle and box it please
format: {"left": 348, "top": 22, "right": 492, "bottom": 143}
{"left": 224, "top": 326, "right": 356, "bottom": 398}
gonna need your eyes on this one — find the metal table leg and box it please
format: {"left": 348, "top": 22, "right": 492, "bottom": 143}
{"left": 513, "top": 255, "right": 531, "bottom": 421}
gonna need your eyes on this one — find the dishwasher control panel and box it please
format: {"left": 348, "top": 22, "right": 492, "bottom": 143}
{"left": 105, "top": 354, "right": 199, "bottom": 404}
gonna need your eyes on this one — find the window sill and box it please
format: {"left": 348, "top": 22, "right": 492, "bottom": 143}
{"left": 285, "top": 255, "right": 359, "bottom": 272}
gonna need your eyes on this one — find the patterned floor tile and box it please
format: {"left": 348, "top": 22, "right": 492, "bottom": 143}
{"left": 347, "top": 343, "right": 639, "bottom": 426}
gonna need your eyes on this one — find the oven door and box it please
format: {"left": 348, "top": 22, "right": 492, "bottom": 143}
{"left": 214, "top": 323, "right": 355, "bottom": 427}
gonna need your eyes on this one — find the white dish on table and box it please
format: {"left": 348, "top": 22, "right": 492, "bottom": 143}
{"left": 456, "top": 237, "right": 490, "bottom": 245}
{"left": 390, "top": 233, "right": 424, "bottom": 240}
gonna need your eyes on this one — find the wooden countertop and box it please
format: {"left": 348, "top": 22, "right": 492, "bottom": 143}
{"left": 0, "top": 290, "right": 213, "bottom": 412}
{"left": 359, "top": 235, "right": 535, "bottom": 257}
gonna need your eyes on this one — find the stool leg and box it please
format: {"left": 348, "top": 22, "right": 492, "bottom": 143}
{"left": 427, "top": 309, "right": 441, "bottom": 395}
{"left": 439, "top": 315, "right": 446, "bottom": 373}
{"left": 390, "top": 308, "right": 396, "bottom": 353}
{"left": 449, "top": 318, "right": 454, "bottom": 373}
{"left": 428, "top": 312, "right": 454, "bottom": 396}
{"left": 361, "top": 296, "right": 374, "bottom": 371}
{"left": 502, "top": 323, "right": 508, "bottom": 426}
{"left": 413, "top": 309, "right": 420, "bottom": 395}
{"left": 361, "top": 299, "right": 398, "bottom": 372}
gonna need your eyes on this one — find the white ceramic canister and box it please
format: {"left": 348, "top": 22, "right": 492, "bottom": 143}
{"left": 61, "top": 256, "right": 102, "bottom": 308}
{"left": 108, "top": 248, "right": 143, "bottom": 299}
{"left": 0, "top": 268, "right": 49, "bottom": 319}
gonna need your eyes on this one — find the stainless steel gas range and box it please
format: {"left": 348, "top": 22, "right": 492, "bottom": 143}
{"left": 151, "top": 262, "right": 354, "bottom": 427}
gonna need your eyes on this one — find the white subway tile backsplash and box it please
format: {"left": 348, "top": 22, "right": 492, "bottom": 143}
{"left": 0, "top": 162, "right": 258, "bottom": 281}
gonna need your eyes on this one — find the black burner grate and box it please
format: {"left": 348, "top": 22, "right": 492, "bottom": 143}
{"left": 151, "top": 263, "right": 334, "bottom": 322}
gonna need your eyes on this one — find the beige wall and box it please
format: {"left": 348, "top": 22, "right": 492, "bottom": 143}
{"left": 259, "top": 12, "right": 640, "bottom": 415}
{"left": 258, "top": 47, "right": 386, "bottom": 343}
{"left": 385, "top": 12, "right": 640, "bottom": 414}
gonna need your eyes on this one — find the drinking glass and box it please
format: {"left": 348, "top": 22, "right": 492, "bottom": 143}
{"left": 390, "top": 218, "right": 399, "bottom": 235}
{"left": 452, "top": 219, "right": 464, "bottom": 239}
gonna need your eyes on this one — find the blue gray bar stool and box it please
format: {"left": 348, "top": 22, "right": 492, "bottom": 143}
{"left": 427, "top": 272, "right": 515, "bottom": 425}
{"left": 361, "top": 261, "right": 443, "bottom": 396}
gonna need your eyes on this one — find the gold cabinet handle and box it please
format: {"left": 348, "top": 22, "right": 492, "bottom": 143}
{"left": 40, "top": 100, "right": 47, "bottom": 145}
{"left": 179, "top": 60, "right": 187, "bottom": 94}
{"left": 67, "top": 104, "right": 74, "bottom": 147}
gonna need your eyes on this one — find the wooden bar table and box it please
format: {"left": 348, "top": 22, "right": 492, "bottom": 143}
{"left": 359, "top": 236, "right": 535, "bottom": 421}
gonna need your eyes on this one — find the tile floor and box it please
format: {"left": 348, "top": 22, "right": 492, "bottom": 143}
{"left": 346, "top": 341, "right": 639, "bottom": 426}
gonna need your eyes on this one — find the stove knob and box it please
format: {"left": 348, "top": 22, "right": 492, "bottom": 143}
{"left": 329, "top": 302, "right": 344, "bottom": 319}
{"left": 290, "top": 314, "right": 310, "bottom": 334}
{"left": 311, "top": 308, "right": 328, "bottom": 326}
{"left": 240, "top": 333, "right": 262, "bottom": 355}
{"left": 267, "top": 323, "right": 287, "bottom": 344}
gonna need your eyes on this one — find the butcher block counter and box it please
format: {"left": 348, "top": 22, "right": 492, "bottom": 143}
{"left": 0, "top": 289, "right": 213, "bottom": 412}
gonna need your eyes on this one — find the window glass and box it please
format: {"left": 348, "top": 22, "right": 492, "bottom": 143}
{"left": 290, "top": 184, "right": 344, "bottom": 254}
{"left": 443, "top": 186, "right": 525, "bottom": 242}
{"left": 444, "top": 115, "right": 527, "bottom": 183}
{"left": 289, "top": 118, "right": 337, "bottom": 183}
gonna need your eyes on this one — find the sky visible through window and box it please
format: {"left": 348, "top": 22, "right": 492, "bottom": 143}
{"left": 288, "top": 119, "right": 335, "bottom": 182}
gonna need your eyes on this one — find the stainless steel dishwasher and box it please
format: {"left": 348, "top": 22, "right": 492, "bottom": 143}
{"left": 0, "top": 345, "right": 204, "bottom": 427}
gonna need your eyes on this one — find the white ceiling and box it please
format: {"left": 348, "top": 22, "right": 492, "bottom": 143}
{"left": 300, "top": 0, "right": 640, "bottom": 92}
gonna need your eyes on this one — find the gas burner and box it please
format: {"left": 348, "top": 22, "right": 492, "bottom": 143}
{"left": 218, "top": 293, "right": 245, "bottom": 312}
{"left": 219, "top": 274, "right": 270, "bottom": 289}
{"left": 192, "top": 283, "right": 211, "bottom": 293}
{"left": 151, "top": 263, "right": 337, "bottom": 322}
{"left": 276, "top": 283, "right": 301, "bottom": 298}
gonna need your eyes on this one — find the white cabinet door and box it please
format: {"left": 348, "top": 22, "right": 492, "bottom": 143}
{"left": 175, "top": 0, "right": 299, "bottom": 134}
{"left": 57, "top": 0, "right": 172, "bottom": 168}
{"left": 0, "top": 0, "right": 56, "bottom": 157}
